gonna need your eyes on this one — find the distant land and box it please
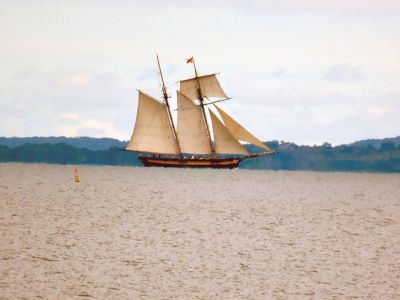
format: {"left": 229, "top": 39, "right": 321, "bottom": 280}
{"left": 0, "top": 136, "right": 399, "bottom": 172}
{"left": 349, "top": 136, "right": 400, "bottom": 149}
{"left": 0, "top": 136, "right": 128, "bottom": 150}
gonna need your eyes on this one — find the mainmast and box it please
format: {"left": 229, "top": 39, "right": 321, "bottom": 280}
{"left": 189, "top": 57, "right": 216, "bottom": 158}
{"left": 157, "top": 55, "right": 182, "bottom": 157}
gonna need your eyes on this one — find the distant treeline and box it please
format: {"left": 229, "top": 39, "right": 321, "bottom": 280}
{"left": 0, "top": 139, "right": 400, "bottom": 172}
{"left": 0, "top": 136, "right": 127, "bottom": 150}
{"left": 241, "top": 141, "right": 400, "bottom": 173}
{"left": 0, "top": 143, "right": 140, "bottom": 166}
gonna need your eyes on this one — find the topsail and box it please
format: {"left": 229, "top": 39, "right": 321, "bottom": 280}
{"left": 179, "top": 74, "right": 229, "bottom": 101}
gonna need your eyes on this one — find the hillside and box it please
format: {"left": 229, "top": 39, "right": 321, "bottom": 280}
{"left": 350, "top": 136, "right": 400, "bottom": 149}
{"left": 241, "top": 141, "right": 400, "bottom": 172}
{"left": 0, "top": 143, "right": 140, "bottom": 166}
{"left": 0, "top": 136, "right": 127, "bottom": 150}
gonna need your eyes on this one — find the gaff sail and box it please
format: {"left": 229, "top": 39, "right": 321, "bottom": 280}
{"left": 126, "top": 91, "right": 180, "bottom": 154}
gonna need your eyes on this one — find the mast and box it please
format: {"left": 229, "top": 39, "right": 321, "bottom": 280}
{"left": 157, "top": 55, "right": 182, "bottom": 157}
{"left": 190, "top": 57, "right": 216, "bottom": 158}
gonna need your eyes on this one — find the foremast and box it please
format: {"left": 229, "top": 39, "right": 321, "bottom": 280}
{"left": 156, "top": 55, "right": 183, "bottom": 158}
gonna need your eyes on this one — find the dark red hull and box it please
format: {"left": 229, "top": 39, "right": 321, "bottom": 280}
{"left": 139, "top": 156, "right": 242, "bottom": 169}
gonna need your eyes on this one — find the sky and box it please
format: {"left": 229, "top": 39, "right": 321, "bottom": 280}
{"left": 1, "top": 0, "right": 399, "bottom": 145}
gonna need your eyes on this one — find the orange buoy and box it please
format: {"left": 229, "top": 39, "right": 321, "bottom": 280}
{"left": 74, "top": 168, "right": 80, "bottom": 183}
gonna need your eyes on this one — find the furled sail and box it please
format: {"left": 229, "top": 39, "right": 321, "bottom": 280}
{"left": 215, "top": 105, "right": 272, "bottom": 151}
{"left": 209, "top": 110, "right": 249, "bottom": 155}
{"left": 179, "top": 74, "right": 229, "bottom": 101}
{"left": 176, "top": 91, "right": 212, "bottom": 154}
{"left": 126, "top": 91, "right": 180, "bottom": 154}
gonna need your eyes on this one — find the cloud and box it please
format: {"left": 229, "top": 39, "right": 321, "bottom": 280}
{"left": 58, "top": 73, "right": 91, "bottom": 88}
{"left": 323, "top": 64, "right": 365, "bottom": 82}
{"left": 60, "top": 113, "right": 80, "bottom": 121}
{"left": 56, "top": 114, "right": 124, "bottom": 139}
{"left": 367, "top": 106, "right": 391, "bottom": 117}
{"left": 0, "top": 67, "right": 136, "bottom": 139}
{"left": 270, "top": 69, "right": 291, "bottom": 78}
{"left": 144, "top": 0, "right": 400, "bottom": 16}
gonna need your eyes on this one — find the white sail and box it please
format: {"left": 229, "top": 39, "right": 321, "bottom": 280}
{"left": 209, "top": 110, "right": 248, "bottom": 155}
{"left": 215, "top": 105, "right": 272, "bottom": 151}
{"left": 179, "top": 74, "right": 229, "bottom": 101}
{"left": 176, "top": 91, "right": 212, "bottom": 154}
{"left": 126, "top": 91, "right": 179, "bottom": 154}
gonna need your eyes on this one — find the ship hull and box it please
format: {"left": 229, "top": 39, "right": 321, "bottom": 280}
{"left": 139, "top": 156, "right": 241, "bottom": 169}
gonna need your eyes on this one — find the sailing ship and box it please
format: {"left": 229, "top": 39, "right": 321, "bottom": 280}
{"left": 125, "top": 56, "right": 275, "bottom": 168}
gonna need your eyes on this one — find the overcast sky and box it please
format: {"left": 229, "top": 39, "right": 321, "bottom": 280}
{"left": 1, "top": 0, "right": 399, "bottom": 145}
